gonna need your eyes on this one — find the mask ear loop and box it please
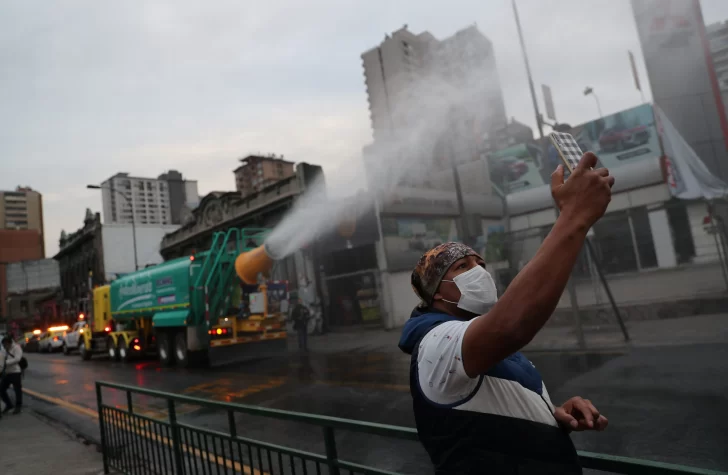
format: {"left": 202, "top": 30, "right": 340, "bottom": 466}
{"left": 438, "top": 280, "right": 461, "bottom": 307}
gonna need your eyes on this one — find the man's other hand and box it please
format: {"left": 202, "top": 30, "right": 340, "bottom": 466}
{"left": 550, "top": 152, "right": 615, "bottom": 230}
{"left": 554, "top": 396, "right": 608, "bottom": 432}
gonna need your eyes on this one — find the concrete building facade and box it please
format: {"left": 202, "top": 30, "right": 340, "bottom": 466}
{"left": 361, "top": 24, "right": 506, "bottom": 142}
{"left": 706, "top": 20, "right": 728, "bottom": 114}
{"left": 54, "top": 209, "right": 181, "bottom": 320}
{"left": 234, "top": 155, "right": 296, "bottom": 198}
{"left": 0, "top": 229, "right": 45, "bottom": 319}
{"left": 0, "top": 187, "right": 44, "bottom": 255}
{"left": 100, "top": 170, "right": 199, "bottom": 226}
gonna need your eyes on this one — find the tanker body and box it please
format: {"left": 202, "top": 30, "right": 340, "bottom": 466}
{"left": 97, "top": 228, "right": 287, "bottom": 367}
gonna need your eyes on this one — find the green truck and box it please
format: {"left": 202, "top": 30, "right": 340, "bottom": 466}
{"left": 86, "top": 228, "right": 288, "bottom": 367}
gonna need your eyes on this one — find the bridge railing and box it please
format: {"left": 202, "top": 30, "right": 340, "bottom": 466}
{"left": 95, "top": 381, "right": 726, "bottom": 475}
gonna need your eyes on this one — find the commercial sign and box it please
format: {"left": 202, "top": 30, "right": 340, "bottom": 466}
{"left": 488, "top": 143, "right": 546, "bottom": 195}
{"left": 380, "top": 217, "right": 461, "bottom": 271}
{"left": 567, "top": 104, "right": 660, "bottom": 170}
{"left": 6, "top": 259, "right": 60, "bottom": 294}
{"left": 488, "top": 104, "right": 663, "bottom": 194}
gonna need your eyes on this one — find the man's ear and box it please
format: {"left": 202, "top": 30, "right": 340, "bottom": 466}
{"left": 432, "top": 292, "right": 443, "bottom": 302}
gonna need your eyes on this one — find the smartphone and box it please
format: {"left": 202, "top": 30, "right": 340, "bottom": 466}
{"left": 549, "top": 131, "right": 583, "bottom": 173}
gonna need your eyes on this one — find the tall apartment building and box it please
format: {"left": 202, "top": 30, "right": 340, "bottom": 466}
{"left": 0, "top": 187, "right": 44, "bottom": 252}
{"left": 100, "top": 170, "right": 199, "bottom": 225}
{"left": 707, "top": 21, "right": 728, "bottom": 112}
{"left": 234, "top": 154, "right": 295, "bottom": 197}
{"left": 361, "top": 25, "right": 507, "bottom": 143}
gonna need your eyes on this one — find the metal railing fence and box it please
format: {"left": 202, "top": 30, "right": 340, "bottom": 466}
{"left": 96, "top": 381, "right": 726, "bottom": 475}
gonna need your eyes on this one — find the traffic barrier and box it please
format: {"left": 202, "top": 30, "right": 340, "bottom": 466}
{"left": 96, "top": 381, "right": 726, "bottom": 475}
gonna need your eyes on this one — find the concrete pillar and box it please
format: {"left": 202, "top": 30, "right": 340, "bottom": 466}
{"left": 648, "top": 208, "right": 677, "bottom": 268}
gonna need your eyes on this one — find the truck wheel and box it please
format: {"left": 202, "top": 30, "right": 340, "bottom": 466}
{"left": 158, "top": 333, "right": 174, "bottom": 367}
{"left": 118, "top": 339, "right": 130, "bottom": 363}
{"left": 174, "top": 332, "right": 189, "bottom": 367}
{"left": 79, "top": 341, "right": 92, "bottom": 361}
{"left": 108, "top": 337, "right": 119, "bottom": 361}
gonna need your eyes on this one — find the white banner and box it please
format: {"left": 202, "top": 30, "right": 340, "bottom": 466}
{"left": 655, "top": 105, "right": 728, "bottom": 199}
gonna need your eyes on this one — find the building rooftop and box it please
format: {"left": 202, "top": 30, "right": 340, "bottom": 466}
{"left": 234, "top": 154, "right": 294, "bottom": 172}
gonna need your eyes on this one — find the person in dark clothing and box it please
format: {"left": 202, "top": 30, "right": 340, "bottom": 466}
{"left": 0, "top": 335, "right": 23, "bottom": 416}
{"left": 399, "top": 153, "right": 612, "bottom": 474}
{"left": 291, "top": 298, "right": 310, "bottom": 352}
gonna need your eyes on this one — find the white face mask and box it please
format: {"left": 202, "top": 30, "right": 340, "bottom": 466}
{"left": 441, "top": 265, "right": 498, "bottom": 315}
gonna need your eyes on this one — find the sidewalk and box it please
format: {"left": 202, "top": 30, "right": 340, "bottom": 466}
{"left": 0, "top": 410, "right": 112, "bottom": 475}
{"left": 297, "top": 313, "right": 728, "bottom": 355}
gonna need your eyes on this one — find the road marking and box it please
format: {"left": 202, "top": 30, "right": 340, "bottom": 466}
{"left": 23, "top": 388, "right": 99, "bottom": 419}
{"left": 23, "top": 387, "right": 265, "bottom": 475}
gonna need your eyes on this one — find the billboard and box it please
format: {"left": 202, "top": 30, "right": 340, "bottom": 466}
{"left": 6, "top": 259, "right": 60, "bottom": 294}
{"left": 554, "top": 104, "right": 661, "bottom": 170}
{"left": 488, "top": 143, "right": 547, "bottom": 195}
{"left": 631, "top": 0, "right": 728, "bottom": 180}
{"left": 380, "top": 217, "right": 460, "bottom": 271}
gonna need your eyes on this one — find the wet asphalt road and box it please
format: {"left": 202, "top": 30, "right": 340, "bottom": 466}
{"left": 18, "top": 341, "right": 728, "bottom": 473}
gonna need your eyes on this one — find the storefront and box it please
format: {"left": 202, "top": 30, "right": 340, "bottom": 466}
{"left": 316, "top": 195, "right": 383, "bottom": 328}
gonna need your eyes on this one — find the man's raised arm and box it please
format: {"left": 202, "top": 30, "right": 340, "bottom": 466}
{"left": 462, "top": 153, "right": 614, "bottom": 378}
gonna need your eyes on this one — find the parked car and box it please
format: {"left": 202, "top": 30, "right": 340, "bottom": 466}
{"left": 598, "top": 125, "right": 650, "bottom": 153}
{"left": 24, "top": 334, "right": 41, "bottom": 352}
{"left": 38, "top": 326, "right": 69, "bottom": 353}
{"left": 62, "top": 321, "right": 89, "bottom": 355}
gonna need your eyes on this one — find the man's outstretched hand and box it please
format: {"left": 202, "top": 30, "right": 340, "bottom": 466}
{"left": 554, "top": 396, "right": 608, "bottom": 432}
{"left": 551, "top": 152, "right": 615, "bottom": 231}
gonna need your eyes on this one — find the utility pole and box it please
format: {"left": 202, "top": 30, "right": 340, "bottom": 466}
{"left": 513, "top": 0, "right": 544, "bottom": 139}
{"left": 512, "top": 0, "right": 586, "bottom": 348}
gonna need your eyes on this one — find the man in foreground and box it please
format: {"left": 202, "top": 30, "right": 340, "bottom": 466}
{"left": 399, "top": 153, "right": 611, "bottom": 474}
{"left": 0, "top": 335, "right": 24, "bottom": 416}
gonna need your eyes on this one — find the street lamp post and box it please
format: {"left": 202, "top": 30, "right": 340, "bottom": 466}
{"left": 87, "top": 184, "right": 138, "bottom": 271}
{"left": 583, "top": 86, "right": 604, "bottom": 118}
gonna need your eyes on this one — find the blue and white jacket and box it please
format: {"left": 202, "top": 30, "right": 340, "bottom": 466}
{"left": 399, "top": 308, "right": 581, "bottom": 474}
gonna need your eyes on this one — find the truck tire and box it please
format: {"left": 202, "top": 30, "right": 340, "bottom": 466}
{"left": 174, "top": 332, "right": 189, "bottom": 368}
{"left": 158, "top": 332, "right": 174, "bottom": 367}
{"left": 79, "top": 340, "right": 92, "bottom": 361}
{"left": 108, "top": 337, "right": 119, "bottom": 361}
{"left": 118, "top": 339, "right": 130, "bottom": 363}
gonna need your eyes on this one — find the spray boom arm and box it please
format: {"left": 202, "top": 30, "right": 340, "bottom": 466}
{"left": 234, "top": 243, "right": 278, "bottom": 285}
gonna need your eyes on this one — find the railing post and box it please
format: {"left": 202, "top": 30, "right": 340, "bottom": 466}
{"left": 95, "top": 383, "right": 110, "bottom": 474}
{"left": 168, "top": 399, "right": 185, "bottom": 475}
{"left": 323, "top": 426, "right": 340, "bottom": 475}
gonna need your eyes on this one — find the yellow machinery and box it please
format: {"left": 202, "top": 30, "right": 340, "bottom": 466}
{"left": 76, "top": 285, "right": 113, "bottom": 359}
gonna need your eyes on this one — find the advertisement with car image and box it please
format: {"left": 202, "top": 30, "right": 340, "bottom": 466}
{"left": 540, "top": 104, "right": 661, "bottom": 180}
{"left": 487, "top": 143, "right": 546, "bottom": 195}
{"left": 381, "top": 217, "right": 460, "bottom": 271}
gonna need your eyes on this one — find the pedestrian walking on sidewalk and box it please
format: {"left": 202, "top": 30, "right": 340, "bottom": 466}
{"left": 399, "top": 154, "right": 611, "bottom": 474}
{"left": 291, "top": 297, "right": 311, "bottom": 352}
{"left": 0, "top": 335, "right": 24, "bottom": 416}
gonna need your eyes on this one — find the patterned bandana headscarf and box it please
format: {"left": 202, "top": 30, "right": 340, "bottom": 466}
{"left": 411, "top": 242, "right": 481, "bottom": 307}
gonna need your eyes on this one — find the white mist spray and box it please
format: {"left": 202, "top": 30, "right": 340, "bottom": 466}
{"left": 265, "top": 28, "right": 507, "bottom": 259}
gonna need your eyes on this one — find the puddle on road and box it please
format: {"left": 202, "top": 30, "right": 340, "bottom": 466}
{"left": 182, "top": 376, "right": 287, "bottom": 403}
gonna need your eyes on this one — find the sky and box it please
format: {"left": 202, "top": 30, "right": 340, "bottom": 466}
{"left": 2, "top": 0, "right": 728, "bottom": 257}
